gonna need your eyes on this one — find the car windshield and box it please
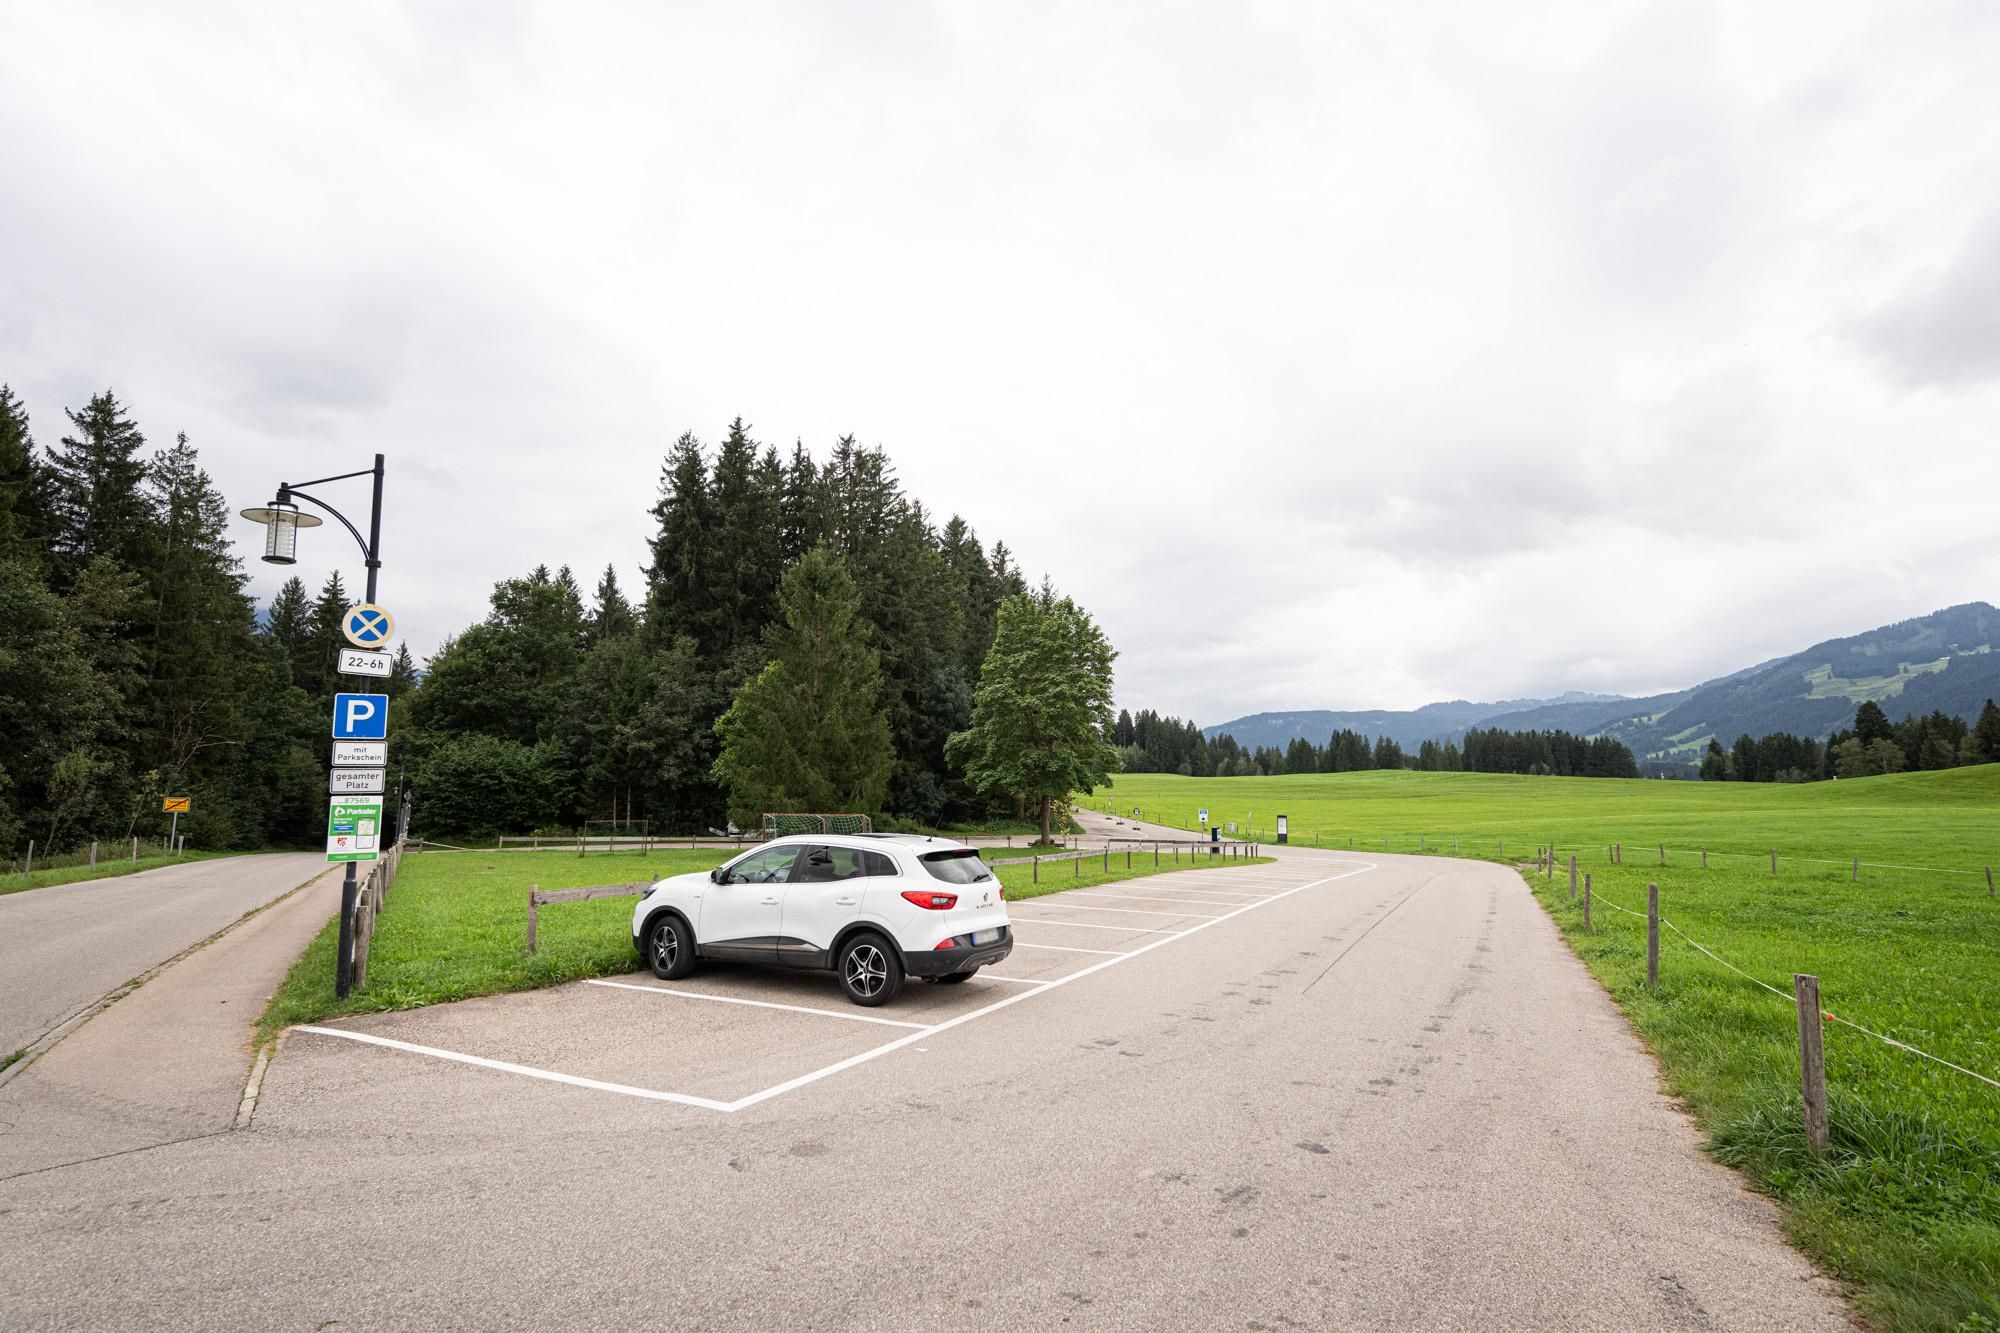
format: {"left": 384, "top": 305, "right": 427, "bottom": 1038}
{"left": 920, "top": 849, "right": 992, "bottom": 884}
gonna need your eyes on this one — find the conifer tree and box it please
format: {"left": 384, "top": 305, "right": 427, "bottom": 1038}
{"left": 45, "top": 390, "right": 153, "bottom": 590}
{"left": 1974, "top": 698, "right": 2000, "bottom": 764}
{"left": 0, "top": 383, "right": 46, "bottom": 568}
{"left": 712, "top": 547, "right": 892, "bottom": 826}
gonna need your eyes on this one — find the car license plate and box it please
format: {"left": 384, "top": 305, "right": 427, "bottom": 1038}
{"left": 970, "top": 928, "right": 1001, "bottom": 946}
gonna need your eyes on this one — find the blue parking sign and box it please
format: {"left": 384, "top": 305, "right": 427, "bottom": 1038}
{"left": 331, "top": 692, "right": 389, "bottom": 740}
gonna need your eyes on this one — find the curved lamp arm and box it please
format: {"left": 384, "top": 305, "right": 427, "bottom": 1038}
{"left": 286, "top": 489, "right": 374, "bottom": 564}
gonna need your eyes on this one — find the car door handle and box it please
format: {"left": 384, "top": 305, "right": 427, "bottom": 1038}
{"left": 834, "top": 896, "right": 857, "bottom": 906}
{"left": 761, "top": 897, "right": 780, "bottom": 906}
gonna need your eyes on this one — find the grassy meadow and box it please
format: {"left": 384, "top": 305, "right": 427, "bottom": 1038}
{"left": 261, "top": 843, "right": 1266, "bottom": 1037}
{"left": 1101, "top": 768, "right": 2000, "bottom": 1330}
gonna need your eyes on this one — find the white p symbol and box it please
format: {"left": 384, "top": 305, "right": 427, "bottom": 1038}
{"left": 344, "top": 698, "right": 378, "bottom": 732}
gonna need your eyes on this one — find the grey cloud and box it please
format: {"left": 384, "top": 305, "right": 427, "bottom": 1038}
{"left": 1857, "top": 211, "right": 2000, "bottom": 388}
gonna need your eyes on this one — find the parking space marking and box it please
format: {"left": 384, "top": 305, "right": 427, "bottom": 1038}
{"left": 1062, "top": 890, "right": 1250, "bottom": 908}
{"left": 294, "top": 1026, "right": 738, "bottom": 1111}
{"left": 1006, "top": 918, "right": 1188, "bottom": 934}
{"left": 1023, "top": 902, "right": 1226, "bottom": 919}
{"left": 971, "top": 974, "right": 1053, "bottom": 986}
{"left": 725, "top": 860, "right": 1378, "bottom": 1112}
{"left": 299, "top": 859, "right": 1378, "bottom": 1115}
{"left": 1012, "top": 941, "right": 1127, "bottom": 956}
{"left": 583, "top": 979, "right": 932, "bottom": 1029}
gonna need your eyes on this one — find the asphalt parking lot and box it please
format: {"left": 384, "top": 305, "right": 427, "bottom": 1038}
{"left": 0, "top": 847, "right": 1850, "bottom": 1331}
{"left": 290, "top": 859, "right": 1361, "bottom": 1113}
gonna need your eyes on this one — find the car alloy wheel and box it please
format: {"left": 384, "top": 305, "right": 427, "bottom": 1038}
{"left": 845, "top": 942, "right": 887, "bottom": 998}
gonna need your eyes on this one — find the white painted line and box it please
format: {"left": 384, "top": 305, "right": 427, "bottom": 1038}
{"left": 1060, "top": 890, "right": 1251, "bottom": 908}
{"left": 295, "top": 1026, "right": 739, "bottom": 1112}
{"left": 723, "top": 860, "right": 1379, "bottom": 1111}
{"left": 970, "top": 974, "right": 1052, "bottom": 986}
{"left": 1021, "top": 902, "right": 1225, "bottom": 919}
{"left": 584, "top": 979, "right": 931, "bottom": 1030}
{"left": 1007, "top": 917, "right": 1188, "bottom": 934}
{"left": 1012, "top": 941, "right": 1127, "bottom": 956}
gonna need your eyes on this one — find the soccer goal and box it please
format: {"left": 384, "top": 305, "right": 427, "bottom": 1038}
{"left": 761, "top": 813, "right": 874, "bottom": 840}
{"left": 582, "top": 819, "right": 652, "bottom": 855}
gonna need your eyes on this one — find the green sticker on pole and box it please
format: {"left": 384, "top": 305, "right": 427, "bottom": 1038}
{"left": 327, "top": 795, "right": 384, "bottom": 863}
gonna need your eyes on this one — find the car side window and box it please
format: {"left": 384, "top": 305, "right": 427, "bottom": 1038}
{"left": 862, "top": 850, "right": 898, "bottom": 877}
{"left": 791, "top": 845, "right": 868, "bottom": 884}
{"left": 722, "top": 846, "right": 801, "bottom": 885}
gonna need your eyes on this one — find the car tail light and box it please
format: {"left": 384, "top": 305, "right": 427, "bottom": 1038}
{"left": 902, "top": 890, "right": 958, "bottom": 910}
{"left": 935, "top": 938, "right": 958, "bottom": 950}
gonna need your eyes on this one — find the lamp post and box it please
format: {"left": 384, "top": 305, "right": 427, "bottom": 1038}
{"left": 242, "top": 454, "right": 386, "bottom": 999}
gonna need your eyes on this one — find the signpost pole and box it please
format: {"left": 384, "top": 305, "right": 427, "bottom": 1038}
{"left": 336, "top": 455, "right": 387, "bottom": 1000}
{"left": 169, "top": 809, "right": 179, "bottom": 854}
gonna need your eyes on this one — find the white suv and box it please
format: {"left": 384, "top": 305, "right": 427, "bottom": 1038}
{"left": 630, "top": 834, "right": 1013, "bottom": 1006}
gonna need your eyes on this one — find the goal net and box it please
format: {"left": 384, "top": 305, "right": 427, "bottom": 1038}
{"left": 582, "top": 819, "right": 651, "bottom": 854}
{"left": 761, "top": 813, "right": 874, "bottom": 840}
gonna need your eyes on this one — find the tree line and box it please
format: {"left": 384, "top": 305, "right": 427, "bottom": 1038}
{"left": 1699, "top": 699, "right": 2000, "bottom": 782}
{"left": 1111, "top": 709, "right": 1640, "bottom": 778}
{"left": 1, "top": 391, "right": 1118, "bottom": 851}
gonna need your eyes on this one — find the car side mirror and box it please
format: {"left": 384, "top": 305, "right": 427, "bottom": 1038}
{"left": 709, "top": 867, "right": 724, "bottom": 884}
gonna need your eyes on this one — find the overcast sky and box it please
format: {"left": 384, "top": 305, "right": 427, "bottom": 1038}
{"left": 4, "top": 1, "right": 1998, "bottom": 723}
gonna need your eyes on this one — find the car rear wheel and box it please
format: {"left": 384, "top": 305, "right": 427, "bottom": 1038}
{"left": 838, "top": 933, "right": 903, "bottom": 1007}
{"left": 646, "top": 914, "right": 697, "bottom": 980}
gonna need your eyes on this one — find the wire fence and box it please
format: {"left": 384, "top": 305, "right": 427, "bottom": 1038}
{"left": 1565, "top": 872, "right": 2000, "bottom": 1099}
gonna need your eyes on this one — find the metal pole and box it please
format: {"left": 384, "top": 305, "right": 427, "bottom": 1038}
{"left": 337, "top": 454, "right": 385, "bottom": 1001}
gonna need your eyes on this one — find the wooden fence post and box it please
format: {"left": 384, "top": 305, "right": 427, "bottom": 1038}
{"left": 1569, "top": 855, "right": 1577, "bottom": 901}
{"left": 1658, "top": 843, "right": 1665, "bottom": 866}
{"left": 1989, "top": 866, "right": 1994, "bottom": 896}
{"left": 1072, "top": 853, "right": 1078, "bottom": 877}
{"left": 1701, "top": 847, "right": 1707, "bottom": 869}
{"left": 526, "top": 886, "right": 539, "bottom": 954}
{"left": 89, "top": 840, "right": 98, "bottom": 868}
{"left": 1794, "top": 974, "right": 1828, "bottom": 1155}
{"left": 1583, "top": 873, "right": 1592, "bottom": 929}
{"left": 1770, "top": 849, "right": 1777, "bottom": 875}
{"left": 1851, "top": 856, "right": 1858, "bottom": 882}
{"left": 1646, "top": 883, "right": 1660, "bottom": 987}
{"left": 24, "top": 840, "right": 32, "bottom": 874}
{"left": 1032, "top": 856, "right": 1039, "bottom": 883}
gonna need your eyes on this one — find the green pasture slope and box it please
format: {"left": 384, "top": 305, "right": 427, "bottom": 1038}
{"left": 1101, "top": 768, "right": 2000, "bottom": 1330}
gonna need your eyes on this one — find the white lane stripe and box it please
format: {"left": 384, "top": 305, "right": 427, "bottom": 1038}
{"left": 1007, "top": 918, "right": 1187, "bottom": 934}
{"left": 1022, "top": 902, "right": 1225, "bottom": 919}
{"left": 582, "top": 979, "right": 932, "bottom": 1029}
{"left": 971, "top": 974, "right": 1052, "bottom": 986}
{"left": 1060, "top": 891, "right": 1251, "bottom": 908}
{"left": 723, "top": 860, "right": 1379, "bottom": 1111}
{"left": 294, "top": 1026, "right": 738, "bottom": 1111}
{"left": 1012, "top": 941, "right": 1127, "bottom": 956}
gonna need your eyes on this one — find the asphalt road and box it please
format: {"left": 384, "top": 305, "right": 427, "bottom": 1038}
{"left": 0, "top": 839, "right": 1848, "bottom": 1330}
{"left": 0, "top": 853, "right": 332, "bottom": 1057}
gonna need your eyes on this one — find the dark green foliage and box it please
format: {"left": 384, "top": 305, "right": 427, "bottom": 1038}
{"left": 1854, "top": 700, "right": 1893, "bottom": 745}
{"left": 44, "top": 391, "right": 153, "bottom": 591}
{"left": 0, "top": 384, "right": 47, "bottom": 569}
{"left": 1973, "top": 699, "right": 2000, "bottom": 763}
{"left": 947, "top": 584, "right": 1119, "bottom": 843}
{"left": 1700, "top": 738, "right": 1729, "bottom": 782}
{"left": 712, "top": 548, "right": 893, "bottom": 826}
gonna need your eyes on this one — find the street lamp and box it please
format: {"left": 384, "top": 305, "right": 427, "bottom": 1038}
{"left": 240, "top": 454, "right": 387, "bottom": 999}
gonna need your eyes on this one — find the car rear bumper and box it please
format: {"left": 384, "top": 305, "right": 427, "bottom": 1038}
{"left": 903, "top": 926, "right": 1013, "bottom": 977}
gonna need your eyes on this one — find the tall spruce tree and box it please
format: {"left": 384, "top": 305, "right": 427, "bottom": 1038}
{"left": 1973, "top": 699, "right": 2000, "bottom": 764}
{"left": 0, "top": 383, "right": 46, "bottom": 568}
{"left": 45, "top": 390, "right": 153, "bottom": 590}
{"left": 712, "top": 547, "right": 892, "bottom": 826}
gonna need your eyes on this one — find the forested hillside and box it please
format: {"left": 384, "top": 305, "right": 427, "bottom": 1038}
{"left": 1, "top": 389, "right": 1068, "bottom": 851}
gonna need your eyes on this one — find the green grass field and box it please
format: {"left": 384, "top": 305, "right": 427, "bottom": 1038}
{"left": 0, "top": 848, "right": 241, "bottom": 897}
{"left": 1100, "top": 768, "right": 2000, "bottom": 1330}
{"left": 261, "top": 844, "right": 1266, "bottom": 1038}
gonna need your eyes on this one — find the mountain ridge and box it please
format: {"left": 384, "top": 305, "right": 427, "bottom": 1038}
{"left": 1203, "top": 602, "right": 2000, "bottom": 766}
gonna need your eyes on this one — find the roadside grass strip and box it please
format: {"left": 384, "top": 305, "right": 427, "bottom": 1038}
{"left": 1532, "top": 860, "right": 2000, "bottom": 1332}
{"left": 294, "top": 859, "right": 1375, "bottom": 1115}
{"left": 1, "top": 849, "right": 241, "bottom": 897}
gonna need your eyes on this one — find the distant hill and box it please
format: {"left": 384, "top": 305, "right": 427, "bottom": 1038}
{"left": 1204, "top": 693, "right": 1628, "bottom": 751}
{"left": 1205, "top": 603, "right": 2000, "bottom": 768}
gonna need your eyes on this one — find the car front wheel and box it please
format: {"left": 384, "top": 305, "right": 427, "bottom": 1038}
{"left": 647, "top": 914, "right": 697, "bottom": 980}
{"left": 838, "top": 934, "right": 904, "bottom": 1007}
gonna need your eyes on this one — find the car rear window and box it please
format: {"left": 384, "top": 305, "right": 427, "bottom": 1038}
{"left": 920, "top": 849, "right": 993, "bottom": 884}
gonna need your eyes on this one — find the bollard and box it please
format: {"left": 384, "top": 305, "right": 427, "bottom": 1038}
{"left": 1646, "top": 883, "right": 1660, "bottom": 988}
{"left": 89, "top": 840, "right": 98, "bottom": 868}
{"left": 131, "top": 837, "right": 138, "bottom": 864}
{"left": 1794, "top": 974, "right": 1828, "bottom": 1154}
{"left": 1583, "top": 874, "right": 1592, "bottom": 929}
{"left": 24, "top": 840, "right": 32, "bottom": 875}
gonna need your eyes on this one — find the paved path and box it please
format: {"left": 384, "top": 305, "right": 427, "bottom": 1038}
{"left": 0, "top": 853, "right": 333, "bottom": 1058}
{"left": 0, "top": 839, "right": 1848, "bottom": 1329}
